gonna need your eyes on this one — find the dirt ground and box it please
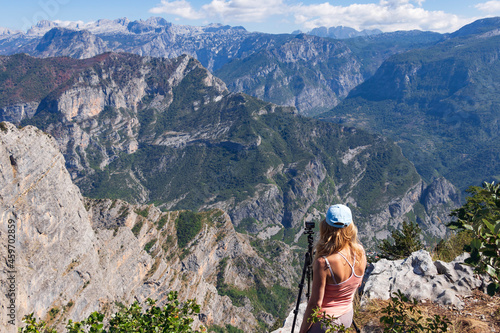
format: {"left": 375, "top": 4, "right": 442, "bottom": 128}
{"left": 355, "top": 290, "right": 500, "bottom": 332}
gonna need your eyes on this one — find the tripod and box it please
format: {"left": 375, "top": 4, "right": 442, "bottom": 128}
{"left": 291, "top": 223, "right": 315, "bottom": 333}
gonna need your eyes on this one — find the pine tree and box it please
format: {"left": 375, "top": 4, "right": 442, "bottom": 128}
{"left": 378, "top": 221, "right": 423, "bottom": 259}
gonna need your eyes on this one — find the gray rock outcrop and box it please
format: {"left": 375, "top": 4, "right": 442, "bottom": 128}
{"left": 361, "top": 250, "right": 485, "bottom": 309}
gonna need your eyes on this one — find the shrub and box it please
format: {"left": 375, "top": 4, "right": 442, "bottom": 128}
{"left": 19, "top": 313, "right": 57, "bottom": 333}
{"left": 448, "top": 181, "right": 500, "bottom": 295}
{"left": 432, "top": 230, "right": 474, "bottom": 262}
{"left": 380, "top": 290, "right": 450, "bottom": 332}
{"left": 131, "top": 221, "right": 143, "bottom": 237}
{"left": 176, "top": 211, "right": 203, "bottom": 248}
{"left": 144, "top": 239, "right": 157, "bottom": 254}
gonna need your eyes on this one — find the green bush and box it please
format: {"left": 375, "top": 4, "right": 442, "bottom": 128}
{"left": 380, "top": 290, "right": 450, "bottom": 333}
{"left": 20, "top": 291, "right": 204, "bottom": 333}
{"left": 378, "top": 221, "right": 423, "bottom": 259}
{"left": 156, "top": 215, "right": 169, "bottom": 230}
{"left": 131, "top": 221, "right": 143, "bottom": 237}
{"left": 144, "top": 239, "right": 157, "bottom": 254}
{"left": 432, "top": 230, "right": 474, "bottom": 262}
{"left": 448, "top": 181, "right": 500, "bottom": 295}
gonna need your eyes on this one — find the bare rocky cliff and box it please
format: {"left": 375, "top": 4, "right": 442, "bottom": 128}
{"left": 0, "top": 122, "right": 298, "bottom": 332}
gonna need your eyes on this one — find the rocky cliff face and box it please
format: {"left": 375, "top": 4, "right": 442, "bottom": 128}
{"left": 215, "top": 34, "right": 365, "bottom": 116}
{"left": 361, "top": 178, "right": 461, "bottom": 243}
{"left": 34, "top": 28, "right": 109, "bottom": 59}
{"left": 0, "top": 122, "right": 298, "bottom": 332}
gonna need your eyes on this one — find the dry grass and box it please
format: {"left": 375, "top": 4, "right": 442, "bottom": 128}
{"left": 353, "top": 290, "right": 500, "bottom": 332}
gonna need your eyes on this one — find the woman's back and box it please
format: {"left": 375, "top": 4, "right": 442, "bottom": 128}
{"left": 324, "top": 249, "right": 366, "bottom": 285}
{"left": 320, "top": 248, "right": 366, "bottom": 317}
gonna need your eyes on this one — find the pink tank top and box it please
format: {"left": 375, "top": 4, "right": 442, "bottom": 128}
{"left": 320, "top": 253, "right": 363, "bottom": 317}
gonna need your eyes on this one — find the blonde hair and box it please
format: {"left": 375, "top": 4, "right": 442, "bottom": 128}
{"left": 314, "top": 219, "right": 364, "bottom": 261}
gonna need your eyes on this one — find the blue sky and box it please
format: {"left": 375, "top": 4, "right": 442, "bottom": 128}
{"left": 2, "top": 0, "right": 500, "bottom": 34}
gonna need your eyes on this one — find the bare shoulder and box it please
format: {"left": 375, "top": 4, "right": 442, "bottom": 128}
{"left": 326, "top": 252, "right": 343, "bottom": 263}
{"left": 314, "top": 256, "right": 331, "bottom": 273}
{"left": 314, "top": 256, "right": 327, "bottom": 267}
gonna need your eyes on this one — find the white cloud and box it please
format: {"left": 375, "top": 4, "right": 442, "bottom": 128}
{"left": 150, "top": 0, "right": 285, "bottom": 23}
{"left": 202, "top": 0, "right": 286, "bottom": 22}
{"left": 150, "top": 0, "right": 204, "bottom": 20}
{"left": 149, "top": 0, "right": 475, "bottom": 33}
{"left": 291, "top": 0, "right": 470, "bottom": 33}
{"left": 476, "top": 1, "right": 500, "bottom": 13}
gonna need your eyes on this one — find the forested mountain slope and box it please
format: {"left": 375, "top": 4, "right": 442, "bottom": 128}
{"left": 321, "top": 17, "right": 500, "bottom": 192}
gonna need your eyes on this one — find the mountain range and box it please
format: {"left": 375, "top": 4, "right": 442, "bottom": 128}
{"left": 0, "top": 17, "right": 444, "bottom": 116}
{"left": 0, "top": 122, "right": 298, "bottom": 332}
{"left": 0, "top": 52, "right": 458, "bottom": 247}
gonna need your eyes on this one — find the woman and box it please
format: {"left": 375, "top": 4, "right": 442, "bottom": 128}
{"left": 299, "top": 204, "right": 366, "bottom": 333}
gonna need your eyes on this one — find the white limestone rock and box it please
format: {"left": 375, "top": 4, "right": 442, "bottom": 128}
{"left": 361, "top": 250, "right": 485, "bottom": 309}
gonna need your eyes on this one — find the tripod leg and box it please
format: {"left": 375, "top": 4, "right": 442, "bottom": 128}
{"left": 290, "top": 252, "right": 310, "bottom": 333}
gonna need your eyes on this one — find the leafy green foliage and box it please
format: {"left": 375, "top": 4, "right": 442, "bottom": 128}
{"left": 131, "top": 221, "right": 143, "bottom": 237}
{"left": 156, "top": 215, "right": 169, "bottom": 230}
{"left": 308, "top": 307, "right": 352, "bottom": 332}
{"left": 378, "top": 221, "right": 423, "bottom": 259}
{"left": 135, "top": 208, "right": 149, "bottom": 218}
{"left": 380, "top": 290, "right": 450, "bottom": 333}
{"left": 20, "top": 291, "right": 205, "bottom": 333}
{"left": 176, "top": 211, "right": 203, "bottom": 248}
{"left": 144, "top": 239, "right": 157, "bottom": 254}
{"left": 448, "top": 181, "right": 500, "bottom": 295}
{"left": 19, "top": 313, "right": 57, "bottom": 333}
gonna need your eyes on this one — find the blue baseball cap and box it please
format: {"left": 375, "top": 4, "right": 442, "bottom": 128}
{"left": 326, "top": 204, "right": 352, "bottom": 228}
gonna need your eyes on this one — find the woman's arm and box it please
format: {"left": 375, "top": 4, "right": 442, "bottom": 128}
{"left": 298, "top": 257, "right": 328, "bottom": 333}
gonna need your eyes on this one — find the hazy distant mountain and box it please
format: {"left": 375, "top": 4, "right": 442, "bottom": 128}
{"left": 0, "top": 17, "right": 444, "bottom": 115}
{"left": 308, "top": 26, "right": 382, "bottom": 39}
{"left": 320, "top": 17, "right": 500, "bottom": 192}
{"left": 215, "top": 31, "right": 444, "bottom": 115}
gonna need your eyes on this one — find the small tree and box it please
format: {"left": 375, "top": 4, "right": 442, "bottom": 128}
{"left": 378, "top": 221, "right": 423, "bottom": 259}
{"left": 448, "top": 181, "right": 500, "bottom": 295}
